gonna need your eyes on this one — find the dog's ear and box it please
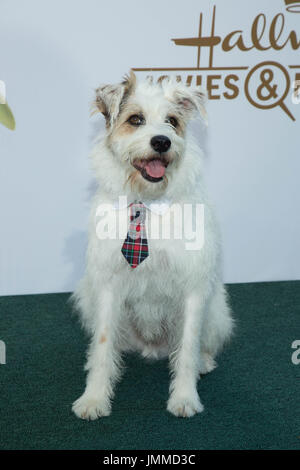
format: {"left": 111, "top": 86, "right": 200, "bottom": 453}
{"left": 93, "top": 70, "right": 136, "bottom": 127}
{"left": 163, "top": 79, "right": 207, "bottom": 124}
{"left": 177, "top": 87, "right": 207, "bottom": 123}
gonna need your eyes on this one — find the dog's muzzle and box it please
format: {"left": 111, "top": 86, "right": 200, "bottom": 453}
{"left": 132, "top": 135, "right": 171, "bottom": 183}
{"left": 132, "top": 156, "right": 169, "bottom": 183}
{"left": 150, "top": 135, "right": 171, "bottom": 153}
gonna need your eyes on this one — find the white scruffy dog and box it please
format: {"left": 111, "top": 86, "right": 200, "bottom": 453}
{"left": 72, "top": 71, "right": 233, "bottom": 420}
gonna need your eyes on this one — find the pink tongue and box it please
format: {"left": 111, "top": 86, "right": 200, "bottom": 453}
{"left": 145, "top": 159, "right": 166, "bottom": 178}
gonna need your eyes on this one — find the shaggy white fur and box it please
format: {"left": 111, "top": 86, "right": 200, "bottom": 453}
{"left": 72, "top": 72, "right": 233, "bottom": 420}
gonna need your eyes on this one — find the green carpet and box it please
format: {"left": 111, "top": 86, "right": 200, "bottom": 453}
{"left": 0, "top": 281, "right": 299, "bottom": 450}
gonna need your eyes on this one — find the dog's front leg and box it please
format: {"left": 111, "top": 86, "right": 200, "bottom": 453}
{"left": 72, "top": 289, "right": 121, "bottom": 420}
{"left": 167, "top": 291, "right": 205, "bottom": 418}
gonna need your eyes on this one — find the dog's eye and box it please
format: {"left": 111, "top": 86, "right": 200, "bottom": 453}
{"left": 128, "top": 114, "right": 145, "bottom": 126}
{"left": 166, "top": 116, "right": 178, "bottom": 128}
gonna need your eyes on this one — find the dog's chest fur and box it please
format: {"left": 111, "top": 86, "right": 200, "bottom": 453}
{"left": 90, "top": 202, "right": 211, "bottom": 339}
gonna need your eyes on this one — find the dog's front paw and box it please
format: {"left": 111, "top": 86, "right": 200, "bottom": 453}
{"left": 167, "top": 392, "right": 204, "bottom": 418}
{"left": 72, "top": 393, "right": 111, "bottom": 420}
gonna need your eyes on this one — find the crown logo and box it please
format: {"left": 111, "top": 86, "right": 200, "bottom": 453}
{"left": 285, "top": 0, "right": 300, "bottom": 13}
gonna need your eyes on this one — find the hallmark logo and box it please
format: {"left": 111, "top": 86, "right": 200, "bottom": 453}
{"left": 133, "top": 2, "right": 300, "bottom": 121}
{"left": 285, "top": 0, "right": 300, "bottom": 13}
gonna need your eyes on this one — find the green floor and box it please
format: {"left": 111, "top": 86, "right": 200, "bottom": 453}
{"left": 0, "top": 281, "right": 299, "bottom": 450}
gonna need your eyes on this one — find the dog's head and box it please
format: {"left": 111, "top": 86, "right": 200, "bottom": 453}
{"left": 94, "top": 71, "right": 206, "bottom": 195}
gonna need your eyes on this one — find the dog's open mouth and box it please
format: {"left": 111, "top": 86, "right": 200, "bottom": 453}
{"left": 132, "top": 157, "right": 169, "bottom": 183}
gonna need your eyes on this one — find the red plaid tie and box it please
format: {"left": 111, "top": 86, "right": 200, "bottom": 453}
{"left": 121, "top": 202, "right": 149, "bottom": 268}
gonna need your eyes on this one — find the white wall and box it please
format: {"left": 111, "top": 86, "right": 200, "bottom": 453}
{"left": 1, "top": 0, "right": 299, "bottom": 295}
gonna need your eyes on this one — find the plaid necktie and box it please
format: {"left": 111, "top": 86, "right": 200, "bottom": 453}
{"left": 121, "top": 202, "right": 149, "bottom": 268}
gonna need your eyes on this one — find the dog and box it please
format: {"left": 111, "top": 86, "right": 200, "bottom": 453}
{"left": 72, "top": 71, "right": 233, "bottom": 420}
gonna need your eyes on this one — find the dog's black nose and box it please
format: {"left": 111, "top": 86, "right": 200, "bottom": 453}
{"left": 150, "top": 135, "right": 171, "bottom": 153}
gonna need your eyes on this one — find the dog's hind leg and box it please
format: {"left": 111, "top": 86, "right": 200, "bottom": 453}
{"left": 72, "top": 288, "right": 122, "bottom": 420}
{"left": 199, "top": 282, "right": 233, "bottom": 374}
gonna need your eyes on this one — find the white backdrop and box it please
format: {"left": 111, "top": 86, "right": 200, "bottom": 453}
{"left": 1, "top": 0, "right": 299, "bottom": 296}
